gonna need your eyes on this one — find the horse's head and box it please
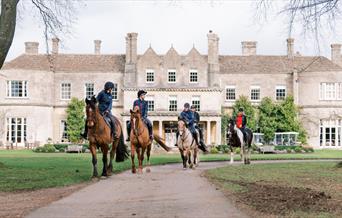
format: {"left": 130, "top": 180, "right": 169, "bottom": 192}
{"left": 85, "top": 95, "right": 97, "bottom": 128}
{"left": 130, "top": 106, "right": 141, "bottom": 133}
{"left": 178, "top": 119, "right": 186, "bottom": 137}
{"left": 228, "top": 118, "right": 236, "bottom": 134}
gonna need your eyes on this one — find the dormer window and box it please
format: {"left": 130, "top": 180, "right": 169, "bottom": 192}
{"left": 189, "top": 70, "right": 198, "bottom": 83}
{"left": 168, "top": 70, "right": 176, "bottom": 83}
{"left": 146, "top": 69, "right": 154, "bottom": 83}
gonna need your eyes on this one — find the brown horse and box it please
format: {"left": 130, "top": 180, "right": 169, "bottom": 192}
{"left": 85, "top": 96, "right": 128, "bottom": 178}
{"left": 129, "top": 106, "right": 171, "bottom": 174}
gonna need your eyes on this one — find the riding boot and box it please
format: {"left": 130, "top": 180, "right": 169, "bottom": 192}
{"left": 126, "top": 121, "right": 131, "bottom": 142}
{"left": 80, "top": 122, "right": 88, "bottom": 139}
{"left": 174, "top": 131, "right": 179, "bottom": 147}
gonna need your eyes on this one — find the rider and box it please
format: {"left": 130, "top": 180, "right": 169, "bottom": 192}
{"left": 175, "top": 103, "right": 200, "bottom": 148}
{"left": 81, "top": 81, "right": 116, "bottom": 139}
{"left": 126, "top": 90, "right": 153, "bottom": 141}
{"left": 235, "top": 107, "right": 247, "bottom": 142}
{"left": 191, "top": 105, "right": 209, "bottom": 152}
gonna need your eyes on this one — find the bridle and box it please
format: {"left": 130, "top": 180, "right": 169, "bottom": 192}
{"left": 86, "top": 105, "right": 97, "bottom": 129}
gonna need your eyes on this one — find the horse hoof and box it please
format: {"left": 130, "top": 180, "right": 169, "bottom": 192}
{"left": 183, "top": 167, "right": 187, "bottom": 170}
{"left": 189, "top": 164, "right": 193, "bottom": 169}
{"left": 146, "top": 168, "right": 151, "bottom": 173}
{"left": 138, "top": 170, "right": 143, "bottom": 174}
{"left": 132, "top": 169, "right": 136, "bottom": 174}
{"left": 100, "top": 176, "right": 107, "bottom": 180}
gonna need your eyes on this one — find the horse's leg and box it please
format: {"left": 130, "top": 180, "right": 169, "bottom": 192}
{"left": 230, "top": 147, "right": 234, "bottom": 164}
{"left": 131, "top": 143, "right": 136, "bottom": 174}
{"left": 189, "top": 150, "right": 194, "bottom": 169}
{"left": 247, "top": 144, "right": 251, "bottom": 164}
{"left": 242, "top": 143, "right": 247, "bottom": 164}
{"left": 183, "top": 150, "right": 188, "bottom": 169}
{"left": 146, "top": 143, "right": 152, "bottom": 173}
{"left": 90, "top": 144, "right": 98, "bottom": 178}
{"left": 179, "top": 149, "right": 186, "bottom": 169}
{"left": 101, "top": 146, "right": 109, "bottom": 177}
{"left": 137, "top": 146, "right": 144, "bottom": 174}
{"left": 108, "top": 139, "right": 118, "bottom": 175}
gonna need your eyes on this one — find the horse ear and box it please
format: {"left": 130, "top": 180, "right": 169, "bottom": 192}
{"left": 91, "top": 95, "right": 97, "bottom": 103}
{"left": 85, "top": 98, "right": 90, "bottom": 105}
{"left": 130, "top": 109, "right": 133, "bottom": 114}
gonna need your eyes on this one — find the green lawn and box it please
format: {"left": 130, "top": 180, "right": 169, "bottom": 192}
{"left": 205, "top": 161, "right": 342, "bottom": 218}
{"left": 0, "top": 149, "right": 341, "bottom": 192}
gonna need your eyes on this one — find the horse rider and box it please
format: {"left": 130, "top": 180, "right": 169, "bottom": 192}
{"left": 175, "top": 103, "right": 200, "bottom": 148}
{"left": 190, "top": 105, "right": 209, "bottom": 152}
{"left": 81, "top": 81, "right": 116, "bottom": 139}
{"left": 126, "top": 90, "right": 153, "bottom": 142}
{"left": 235, "top": 107, "right": 247, "bottom": 142}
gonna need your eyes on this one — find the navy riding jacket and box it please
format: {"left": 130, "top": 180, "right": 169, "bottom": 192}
{"left": 133, "top": 98, "right": 148, "bottom": 119}
{"left": 180, "top": 110, "right": 195, "bottom": 128}
{"left": 96, "top": 90, "right": 113, "bottom": 114}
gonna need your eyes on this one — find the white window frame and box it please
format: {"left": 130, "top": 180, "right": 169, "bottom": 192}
{"left": 6, "top": 117, "right": 27, "bottom": 144}
{"left": 168, "top": 95, "right": 178, "bottom": 111}
{"left": 146, "top": 69, "right": 155, "bottom": 83}
{"left": 60, "top": 83, "right": 71, "bottom": 100}
{"left": 6, "top": 80, "right": 28, "bottom": 98}
{"left": 319, "top": 119, "right": 342, "bottom": 147}
{"left": 111, "top": 83, "right": 118, "bottom": 101}
{"left": 250, "top": 85, "right": 261, "bottom": 101}
{"left": 168, "top": 70, "right": 177, "bottom": 83}
{"left": 191, "top": 96, "right": 201, "bottom": 111}
{"left": 319, "top": 82, "right": 342, "bottom": 101}
{"left": 85, "top": 83, "right": 95, "bottom": 99}
{"left": 225, "top": 85, "right": 236, "bottom": 101}
{"left": 275, "top": 85, "right": 286, "bottom": 101}
{"left": 145, "top": 96, "right": 155, "bottom": 112}
{"left": 189, "top": 70, "right": 198, "bottom": 83}
{"left": 60, "top": 120, "right": 68, "bottom": 142}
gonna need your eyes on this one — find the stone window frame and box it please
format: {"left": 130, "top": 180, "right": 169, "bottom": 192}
{"left": 168, "top": 95, "right": 178, "bottom": 111}
{"left": 189, "top": 70, "right": 198, "bottom": 83}
{"left": 225, "top": 85, "right": 236, "bottom": 101}
{"left": 6, "top": 117, "right": 27, "bottom": 144}
{"left": 168, "top": 70, "right": 176, "bottom": 83}
{"left": 145, "top": 96, "right": 155, "bottom": 112}
{"left": 275, "top": 85, "right": 286, "bottom": 101}
{"left": 111, "top": 83, "right": 118, "bottom": 101}
{"left": 319, "top": 119, "right": 342, "bottom": 147}
{"left": 319, "top": 82, "right": 342, "bottom": 101}
{"left": 60, "top": 120, "right": 69, "bottom": 142}
{"left": 191, "top": 96, "right": 201, "bottom": 111}
{"left": 250, "top": 85, "right": 261, "bottom": 101}
{"left": 85, "top": 83, "right": 95, "bottom": 99}
{"left": 60, "top": 83, "right": 71, "bottom": 100}
{"left": 146, "top": 69, "right": 155, "bottom": 83}
{"left": 6, "top": 80, "right": 28, "bottom": 98}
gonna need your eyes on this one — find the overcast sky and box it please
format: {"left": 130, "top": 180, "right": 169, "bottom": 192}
{"left": 6, "top": 0, "right": 342, "bottom": 62}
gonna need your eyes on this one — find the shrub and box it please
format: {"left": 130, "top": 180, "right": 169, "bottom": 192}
{"left": 216, "top": 144, "right": 229, "bottom": 153}
{"left": 303, "top": 147, "right": 314, "bottom": 153}
{"left": 53, "top": 144, "right": 69, "bottom": 152}
{"left": 234, "top": 147, "right": 241, "bottom": 154}
{"left": 294, "top": 146, "right": 303, "bottom": 153}
{"left": 34, "top": 144, "right": 56, "bottom": 153}
{"left": 210, "top": 147, "right": 219, "bottom": 154}
{"left": 286, "top": 148, "right": 292, "bottom": 153}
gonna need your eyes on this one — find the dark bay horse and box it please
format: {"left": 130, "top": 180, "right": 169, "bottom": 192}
{"left": 130, "top": 106, "right": 171, "bottom": 174}
{"left": 85, "top": 96, "right": 128, "bottom": 178}
{"left": 227, "top": 119, "right": 253, "bottom": 164}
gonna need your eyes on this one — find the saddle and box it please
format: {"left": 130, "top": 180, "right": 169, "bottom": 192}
{"left": 102, "top": 114, "right": 118, "bottom": 138}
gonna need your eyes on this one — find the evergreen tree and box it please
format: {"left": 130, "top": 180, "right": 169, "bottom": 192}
{"left": 221, "top": 107, "right": 231, "bottom": 144}
{"left": 258, "top": 97, "right": 277, "bottom": 143}
{"left": 66, "top": 98, "right": 85, "bottom": 143}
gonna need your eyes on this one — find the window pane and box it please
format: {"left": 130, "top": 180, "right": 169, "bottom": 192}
{"left": 111, "top": 83, "right": 118, "bottom": 100}
{"left": 251, "top": 86, "right": 260, "bottom": 101}
{"left": 85, "top": 83, "right": 94, "bottom": 99}
{"left": 189, "top": 71, "right": 198, "bottom": 83}
{"left": 226, "top": 87, "right": 236, "bottom": 100}
{"left": 168, "top": 71, "right": 176, "bottom": 83}
{"left": 61, "top": 83, "right": 71, "bottom": 100}
{"left": 146, "top": 70, "right": 154, "bottom": 83}
{"left": 169, "top": 96, "right": 177, "bottom": 111}
{"left": 276, "top": 86, "right": 286, "bottom": 100}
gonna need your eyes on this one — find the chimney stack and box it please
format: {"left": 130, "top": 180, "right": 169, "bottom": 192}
{"left": 52, "top": 38, "right": 60, "bottom": 54}
{"left": 241, "top": 41, "right": 257, "bottom": 56}
{"left": 25, "top": 42, "right": 39, "bottom": 54}
{"left": 331, "top": 43, "right": 342, "bottom": 65}
{"left": 125, "top": 33, "right": 138, "bottom": 64}
{"left": 207, "top": 30, "right": 219, "bottom": 67}
{"left": 287, "top": 38, "right": 294, "bottom": 58}
{"left": 94, "top": 40, "right": 102, "bottom": 55}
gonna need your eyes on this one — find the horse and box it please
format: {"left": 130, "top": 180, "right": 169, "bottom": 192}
{"left": 129, "top": 105, "right": 171, "bottom": 174}
{"left": 177, "top": 120, "right": 199, "bottom": 169}
{"left": 85, "top": 96, "right": 129, "bottom": 178}
{"left": 227, "top": 119, "right": 253, "bottom": 164}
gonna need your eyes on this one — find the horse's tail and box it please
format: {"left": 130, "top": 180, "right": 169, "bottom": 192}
{"left": 115, "top": 130, "right": 129, "bottom": 162}
{"left": 246, "top": 128, "right": 253, "bottom": 148}
{"left": 153, "top": 133, "right": 172, "bottom": 152}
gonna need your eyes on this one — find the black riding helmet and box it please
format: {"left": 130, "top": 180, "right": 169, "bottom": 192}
{"left": 137, "top": 90, "right": 147, "bottom": 98}
{"left": 239, "top": 107, "right": 244, "bottom": 112}
{"left": 104, "top": 81, "right": 114, "bottom": 90}
{"left": 184, "top": 103, "right": 190, "bottom": 108}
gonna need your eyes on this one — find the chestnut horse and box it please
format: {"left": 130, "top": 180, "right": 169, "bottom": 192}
{"left": 130, "top": 106, "right": 171, "bottom": 174}
{"left": 85, "top": 96, "right": 128, "bottom": 177}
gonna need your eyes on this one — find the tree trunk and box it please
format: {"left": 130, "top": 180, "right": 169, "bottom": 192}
{"left": 0, "top": 0, "right": 20, "bottom": 69}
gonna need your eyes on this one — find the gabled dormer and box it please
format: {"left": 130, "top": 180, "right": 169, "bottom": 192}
{"left": 163, "top": 45, "right": 181, "bottom": 67}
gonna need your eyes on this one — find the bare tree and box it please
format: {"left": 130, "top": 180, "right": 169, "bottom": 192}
{"left": 0, "top": 0, "right": 81, "bottom": 69}
{"left": 255, "top": 0, "right": 342, "bottom": 39}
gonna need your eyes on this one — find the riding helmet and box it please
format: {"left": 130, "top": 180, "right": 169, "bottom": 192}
{"left": 190, "top": 105, "right": 196, "bottom": 109}
{"left": 104, "top": 81, "right": 115, "bottom": 90}
{"left": 239, "top": 107, "right": 244, "bottom": 112}
{"left": 184, "top": 103, "right": 190, "bottom": 108}
{"left": 137, "top": 90, "right": 147, "bottom": 98}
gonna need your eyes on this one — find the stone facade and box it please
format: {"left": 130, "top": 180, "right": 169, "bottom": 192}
{"left": 1, "top": 31, "right": 342, "bottom": 149}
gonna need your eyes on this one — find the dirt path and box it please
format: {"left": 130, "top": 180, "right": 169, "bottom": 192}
{"left": 25, "top": 162, "right": 248, "bottom": 218}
